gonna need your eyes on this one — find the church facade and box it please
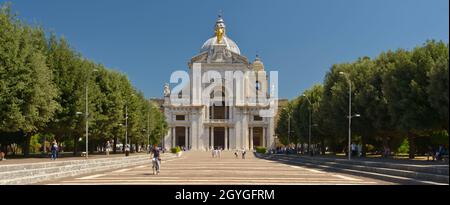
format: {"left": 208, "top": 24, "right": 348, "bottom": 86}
{"left": 162, "top": 16, "right": 277, "bottom": 151}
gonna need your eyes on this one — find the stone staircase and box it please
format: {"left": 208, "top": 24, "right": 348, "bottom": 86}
{"left": 258, "top": 154, "right": 449, "bottom": 184}
{"left": 0, "top": 153, "right": 176, "bottom": 185}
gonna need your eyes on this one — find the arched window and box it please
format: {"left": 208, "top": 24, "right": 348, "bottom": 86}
{"left": 209, "top": 86, "right": 229, "bottom": 119}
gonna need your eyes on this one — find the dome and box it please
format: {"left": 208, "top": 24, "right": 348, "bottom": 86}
{"left": 252, "top": 55, "right": 264, "bottom": 71}
{"left": 200, "top": 36, "right": 241, "bottom": 55}
{"left": 200, "top": 15, "right": 241, "bottom": 55}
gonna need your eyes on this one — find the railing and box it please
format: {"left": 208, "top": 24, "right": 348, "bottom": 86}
{"left": 205, "top": 119, "right": 229, "bottom": 123}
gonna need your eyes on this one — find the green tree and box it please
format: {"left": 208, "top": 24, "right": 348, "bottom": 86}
{"left": 275, "top": 101, "right": 296, "bottom": 146}
{"left": 426, "top": 41, "right": 449, "bottom": 132}
{"left": 294, "top": 84, "right": 326, "bottom": 154}
{"left": 0, "top": 4, "right": 59, "bottom": 156}
{"left": 320, "top": 64, "right": 354, "bottom": 153}
{"left": 382, "top": 44, "right": 439, "bottom": 158}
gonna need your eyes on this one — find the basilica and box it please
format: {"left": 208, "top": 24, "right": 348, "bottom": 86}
{"left": 162, "top": 15, "right": 277, "bottom": 151}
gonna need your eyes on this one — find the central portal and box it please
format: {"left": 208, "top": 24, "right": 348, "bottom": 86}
{"left": 214, "top": 127, "right": 225, "bottom": 149}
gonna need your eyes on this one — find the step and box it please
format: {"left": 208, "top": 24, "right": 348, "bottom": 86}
{"left": 0, "top": 154, "right": 150, "bottom": 172}
{"left": 0, "top": 156, "right": 147, "bottom": 180}
{"left": 1, "top": 154, "right": 177, "bottom": 185}
{"left": 301, "top": 156, "right": 449, "bottom": 175}
{"left": 264, "top": 154, "right": 449, "bottom": 184}
{"left": 2, "top": 159, "right": 150, "bottom": 185}
{"left": 264, "top": 156, "right": 445, "bottom": 185}
{"left": 268, "top": 154, "right": 449, "bottom": 175}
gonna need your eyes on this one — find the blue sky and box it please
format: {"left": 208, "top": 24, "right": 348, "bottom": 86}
{"left": 6, "top": 0, "right": 449, "bottom": 99}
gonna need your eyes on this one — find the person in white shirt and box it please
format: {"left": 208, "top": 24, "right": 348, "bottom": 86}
{"left": 351, "top": 143, "right": 356, "bottom": 157}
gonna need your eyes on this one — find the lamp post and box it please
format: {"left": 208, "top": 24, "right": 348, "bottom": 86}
{"left": 76, "top": 69, "right": 98, "bottom": 159}
{"left": 302, "top": 94, "right": 313, "bottom": 156}
{"left": 339, "top": 71, "right": 360, "bottom": 160}
{"left": 122, "top": 94, "right": 135, "bottom": 156}
{"left": 125, "top": 104, "right": 128, "bottom": 147}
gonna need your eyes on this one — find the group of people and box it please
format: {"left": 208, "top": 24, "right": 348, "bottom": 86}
{"left": 0, "top": 140, "right": 59, "bottom": 161}
{"left": 211, "top": 146, "right": 223, "bottom": 158}
{"left": 209, "top": 147, "right": 247, "bottom": 159}
{"left": 234, "top": 149, "right": 247, "bottom": 159}
{"left": 270, "top": 146, "right": 296, "bottom": 155}
{"left": 50, "top": 140, "right": 59, "bottom": 160}
{"left": 428, "top": 145, "right": 448, "bottom": 161}
{"left": 350, "top": 143, "right": 363, "bottom": 157}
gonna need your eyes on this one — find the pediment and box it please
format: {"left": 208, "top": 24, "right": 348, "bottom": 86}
{"left": 189, "top": 50, "right": 249, "bottom": 69}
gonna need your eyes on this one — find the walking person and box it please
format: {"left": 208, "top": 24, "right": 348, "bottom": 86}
{"left": 0, "top": 150, "right": 5, "bottom": 161}
{"left": 105, "top": 140, "right": 111, "bottom": 156}
{"left": 427, "top": 146, "right": 435, "bottom": 161}
{"left": 436, "top": 145, "right": 444, "bottom": 161}
{"left": 242, "top": 148, "right": 246, "bottom": 159}
{"left": 383, "top": 145, "right": 390, "bottom": 158}
{"left": 51, "top": 140, "right": 58, "bottom": 160}
{"left": 357, "top": 144, "right": 362, "bottom": 157}
{"left": 351, "top": 143, "right": 356, "bottom": 157}
{"left": 152, "top": 145, "right": 161, "bottom": 175}
{"left": 234, "top": 150, "right": 238, "bottom": 158}
{"left": 211, "top": 146, "right": 216, "bottom": 158}
{"left": 125, "top": 144, "right": 130, "bottom": 156}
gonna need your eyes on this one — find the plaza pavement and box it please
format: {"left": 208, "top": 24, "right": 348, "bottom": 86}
{"left": 39, "top": 151, "right": 394, "bottom": 185}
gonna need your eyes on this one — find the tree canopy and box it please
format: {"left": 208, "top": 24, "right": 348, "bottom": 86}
{"left": 277, "top": 40, "right": 449, "bottom": 158}
{"left": 0, "top": 3, "right": 167, "bottom": 156}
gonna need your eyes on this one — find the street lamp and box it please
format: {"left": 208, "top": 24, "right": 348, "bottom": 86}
{"left": 122, "top": 94, "right": 135, "bottom": 156}
{"left": 118, "top": 121, "right": 129, "bottom": 156}
{"left": 77, "top": 69, "right": 98, "bottom": 159}
{"left": 125, "top": 104, "right": 128, "bottom": 147}
{"left": 302, "top": 94, "right": 313, "bottom": 156}
{"left": 339, "top": 71, "right": 360, "bottom": 160}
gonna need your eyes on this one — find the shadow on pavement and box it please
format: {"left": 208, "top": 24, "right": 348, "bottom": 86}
{"left": 254, "top": 153, "right": 432, "bottom": 185}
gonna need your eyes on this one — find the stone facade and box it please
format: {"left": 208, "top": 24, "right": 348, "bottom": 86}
{"left": 162, "top": 16, "right": 277, "bottom": 151}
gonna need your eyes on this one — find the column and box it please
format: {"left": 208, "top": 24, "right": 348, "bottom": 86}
{"left": 250, "top": 127, "right": 254, "bottom": 150}
{"left": 262, "top": 127, "right": 266, "bottom": 147}
{"left": 191, "top": 118, "right": 197, "bottom": 150}
{"left": 172, "top": 127, "right": 176, "bottom": 147}
{"left": 234, "top": 111, "right": 241, "bottom": 150}
{"left": 224, "top": 127, "right": 228, "bottom": 150}
{"left": 185, "top": 126, "right": 189, "bottom": 149}
{"left": 230, "top": 107, "right": 233, "bottom": 119}
{"left": 242, "top": 110, "right": 248, "bottom": 150}
{"left": 268, "top": 117, "right": 275, "bottom": 149}
{"left": 164, "top": 128, "right": 170, "bottom": 150}
{"left": 208, "top": 127, "right": 211, "bottom": 149}
{"left": 211, "top": 127, "right": 214, "bottom": 149}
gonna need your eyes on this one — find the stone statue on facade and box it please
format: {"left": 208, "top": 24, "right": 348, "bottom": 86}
{"left": 164, "top": 83, "right": 171, "bottom": 97}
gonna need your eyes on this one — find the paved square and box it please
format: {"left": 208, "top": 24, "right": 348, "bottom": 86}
{"left": 41, "top": 151, "right": 393, "bottom": 185}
